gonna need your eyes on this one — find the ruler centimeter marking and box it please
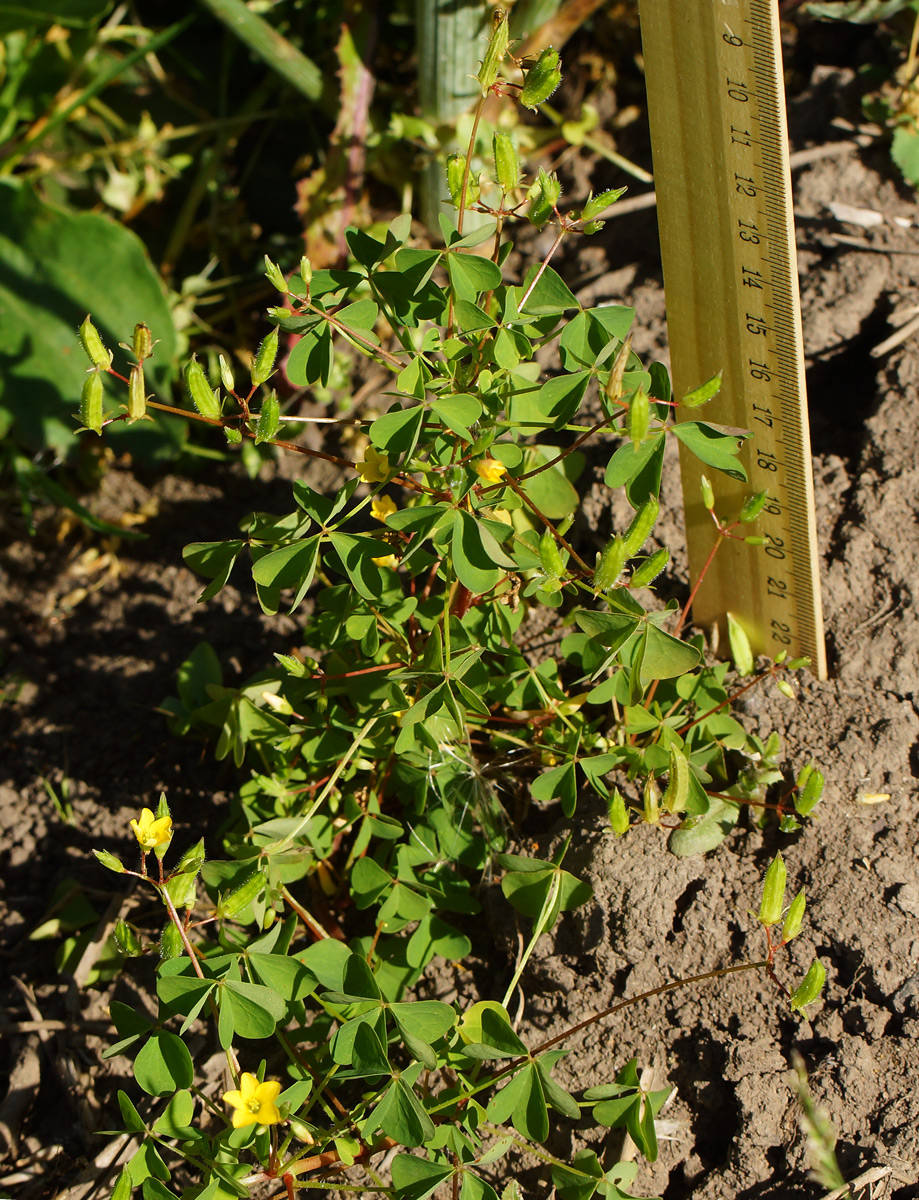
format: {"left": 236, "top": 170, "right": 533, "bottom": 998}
{"left": 640, "top": 0, "right": 826, "bottom": 678}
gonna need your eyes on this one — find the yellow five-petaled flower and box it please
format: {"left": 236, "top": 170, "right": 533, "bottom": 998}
{"left": 371, "top": 494, "right": 397, "bottom": 522}
{"left": 130, "top": 807, "right": 173, "bottom": 850}
{"left": 475, "top": 457, "right": 506, "bottom": 485}
{"left": 222, "top": 1073, "right": 282, "bottom": 1129}
{"left": 356, "top": 446, "right": 391, "bottom": 484}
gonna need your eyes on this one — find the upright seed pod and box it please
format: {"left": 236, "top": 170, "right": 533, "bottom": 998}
{"left": 538, "top": 528, "right": 566, "bottom": 578}
{"left": 251, "top": 326, "right": 279, "bottom": 387}
{"left": 623, "top": 496, "right": 659, "bottom": 556}
{"left": 254, "top": 391, "right": 280, "bottom": 444}
{"left": 126, "top": 363, "right": 149, "bottom": 422}
{"left": 79, "top": 369, "right": 104, "bottom": 434}
{"left": 78, "top": 315, "right": 113, "bottom": 370}
{"left": 184, "top": 355, "right": 221, "bottom": 419}
{"left": 493, "top": 132, "right": 520, "bottom": 193}
{"left": 476, "top": 7, "right": 509, "bottom": 95}
{"left": 628, "top": 386, "right": 650, "bottom": 448}
{"left": 132, "top": 323, "right": 154, "bottom": 362}
{"left": 593, "top": 536, "right": 628, "bottom": 592}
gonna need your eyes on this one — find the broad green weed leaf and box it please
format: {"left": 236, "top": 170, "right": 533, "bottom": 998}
{"left": 370, "top": 405, "right": 425, "bottom": 456}
{"left": 672, "top": 421, "right": 749, "bottom": 481}
{"left": 134, "top": 1032, "right": 193, "bottom": 1096}
{"left": 217, "top": 980, "right": 286, "bottom": 1039}
{"left": 669, "top": 797, "right": 739, "bottom": 856}
{"left": 152, "top": 1091, "right": 196, "bottom": 1138}
{"left": 370, "top": 1077, "right": 435, "bottom": 1147}
{"left": 391, "top": 1154, "right": 453, "bottom": 1200}
{"left": 519, "top": 265, "right": 579, "bottom": 314}
{"left": 446, "top": 253, "right": 502, "bottom": 300}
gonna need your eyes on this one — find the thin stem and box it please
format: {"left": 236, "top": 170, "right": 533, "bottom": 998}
{"left": 502, "top": 473, "right": 591, "bottom": 573}
{"left": 518, "top": 220, "right": 567, "bottom": 310}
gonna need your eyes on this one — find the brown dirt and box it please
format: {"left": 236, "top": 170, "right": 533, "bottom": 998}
{"left": 2, "top": 25, "right": 919, "bottom": 1200}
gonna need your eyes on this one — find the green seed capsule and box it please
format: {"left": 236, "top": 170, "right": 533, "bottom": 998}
{"left": 132, "top": 323, "right": 154, "bottom": 361}
{"left": 80, "top": 369, "right": 104, "bottom": 434}
{"left": 539, "top": 528, "right": 566, "bottom": 578}
{"left": 608, "top": 788, "right": 630, "bottom": 836}
{"left": 184, "top": 355, "right": 221, "bottom": 419}
{"left": 628, "top": 386, "right": 650, "bottom": 449}
{"left": 216, "top": 870, "right": 266, "bottom": 920}
{"left": 255, "top": 391, "right": 280, "bottom": 444}
{"left": 476, "top": 7, "right": 509, "bottom": 95}
{"left": 629, "top": 546, "right": 669, "bottom": 588}
{"left": 78, "top": 315, "right": 113, "bottom": 370}
{"left": 642, "top": 774, "right": 660, "bottom": 825}
{"left": 758, "top": 851, "right": 786, "bottom": 927}
{"left": 594, "top": 535, "right": 627, "bottom": 592}
{"left": 795, "top": 766, "right": 824, "bottom": 817}
{"left": 782, "top": 888, "right": 806, "bottom": 944}
{"left": 790, "top": 958, "right": 825, "bottom": 1012}
{"left": 520, "top": 46, "right": 561, "bottom": 110}
{"left": 114, "top": 918, "right": 143, "bottom": 957}
{"left": 251, "top": 326, "right": 279, "bottom": 387}
{"left": 623, "top": 496, "right": 659, "bottom": 556}
{"left": 159, "top": 922, "right": 184, "bottom": 961}
{"left": 661, "top": 746, "right": 690, "bottom": 814}
{"left": 493, "top": 132, "right": 520, "bottom": 192}
{"left": 126, "top": 363, "right": 148, "bottom": 422}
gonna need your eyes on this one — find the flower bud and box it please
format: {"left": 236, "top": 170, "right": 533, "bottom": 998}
{"left": 520, "top": 46, "right": 561, "bottom": 110}
{"left": 218, "top": 354, "right": 235, "bottom": 393}
{"left": 264, "top": 255, "right": 289, "bottom": 294}
{"left": 78, "top": 315, "right": 113, "bottom": 370}
{"left": 251, "top": 326, "right": 280, "bottom": 387}
{"left": 740, "top": 490, "right": 768, "bottom": 523}
{"left": 80, "top": 370, "right": 105, "bottom": 434}
{"left": 700, "top": 475, "right": 715, "bottom": 511}
{"left": 184, "top": 355, "right": 221, "bottom": 419}
{"left": 255, "top": 391, "right": 280, "bottom": 444}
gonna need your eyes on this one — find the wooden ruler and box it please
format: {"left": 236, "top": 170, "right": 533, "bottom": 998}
{"left": 640, "top": 0, "right": 826, "bottom": 678}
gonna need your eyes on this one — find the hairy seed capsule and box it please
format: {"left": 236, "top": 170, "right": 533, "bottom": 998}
{"left": 132, "top": 323, "right": 154, "bottom": 361}
{"left": 493, "top": 132, "right": 519, "bottom": 192}
{"left": 126, "top": 363, "right": 148, "bottom": 422}
{"left": 114, "top": 918, "right": 143, "bottom": 957}
{"left": 184, "top": 355, "right": 221, "bottom": 419}
{"left": 476, "top": 7, "right": 509, "bottom": 95}
{"left": 251, "top": 326, "right": 279, "bottom": 387}
{"left": 255, "top": 391, "right": 280, "bottom": 444}
{"left": 78, "top": 315, "right": 113, "bottom": 370}
{"left": 539, "top": 528, "right": 566, "bottom": 578}
{"left": 790, "top": 958, "right": 825, "bottom": 1012}
{"left": 594, "top": 536, "right": 628, "bottom": 592}
{"left": 758, "top": 852, "right": 786, "bottom": 927}
{"left": 623, "top": 496, "right": 659, "bottom": 557}
{"left": 782, "top": 888, "right": 806, "bottom": 944}
{"left": 216, "top": 870, "right": 266, "bottom": 920}
{"left": 520, "top": 46, "right": 561, "bottom": 110}
{"left": 159, "top": 922, "right": 184, "bottom": 960}
{"left": 608, "top": 788, "right": 630, "bottom": 836}
{"left": 628, "top": 386, "right": 650, "bottom": 448}
{"left": 629, "top": 546, "right": 669, "bottom": 588}
{"left": 661, "top": 746, "right": 690, "bottom": 814}
{"left": 80, "top": 370, "right": 104, "bottom": 434}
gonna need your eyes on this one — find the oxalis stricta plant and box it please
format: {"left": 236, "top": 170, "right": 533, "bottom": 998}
{"left": 84, "top": 11, "right": 828, "bottom": 1198}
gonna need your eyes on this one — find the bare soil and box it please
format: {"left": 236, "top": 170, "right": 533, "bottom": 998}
{"left": 2, "top": 22, "right": 919, "bottom": 1200}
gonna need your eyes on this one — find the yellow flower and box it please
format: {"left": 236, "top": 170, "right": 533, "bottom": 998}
{"left": 222, "top": 1073, "right": 282, "bottom": 1130}
{"left": 372, "top": 553, "right": 398, "bottom": 569}
{"left": 130, "top": 807, "right": 172, "bottom": 850}
{"left": 356, "top": 446, "right": 391, "bottom": 483}
{"left": 476, "top": 457, "right": 506, "bottom": 485}
{"left": 371, "top": 494, "right": 397, "bottom": 523}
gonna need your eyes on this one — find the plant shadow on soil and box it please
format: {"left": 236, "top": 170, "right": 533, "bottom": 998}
{"left": 3, "top": 16, "right": 919, "bottom": 1200}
